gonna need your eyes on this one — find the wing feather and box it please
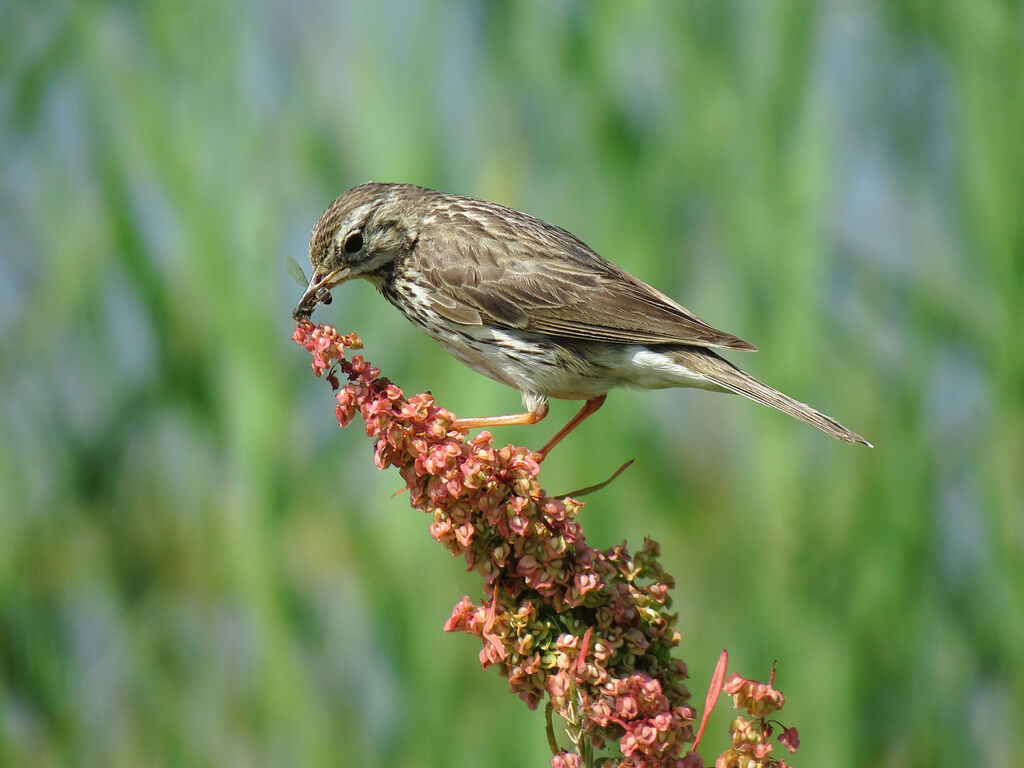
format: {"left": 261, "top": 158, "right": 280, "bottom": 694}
{"left": 412, "top": 203, "right": 757, "bottom": 352}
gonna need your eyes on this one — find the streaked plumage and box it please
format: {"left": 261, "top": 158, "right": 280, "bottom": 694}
{"left": 294, "top": 182, "right": 870, "bottom": 452}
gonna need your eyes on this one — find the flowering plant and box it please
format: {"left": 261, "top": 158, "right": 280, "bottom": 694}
{"left": 293, "top": 321, "right": 800, "bottom": 768}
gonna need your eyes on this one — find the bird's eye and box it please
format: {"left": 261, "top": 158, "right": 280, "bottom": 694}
{"left": 344, "top": 231, "right": 364, "bottom": 254}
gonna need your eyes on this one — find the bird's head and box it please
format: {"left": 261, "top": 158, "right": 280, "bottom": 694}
{"left": 292, "top": 182, "right": 422, "bottom": 320}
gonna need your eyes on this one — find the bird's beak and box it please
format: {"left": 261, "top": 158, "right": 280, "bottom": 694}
{"left": 292, "top": 267, "right": 348, "bottom": 321}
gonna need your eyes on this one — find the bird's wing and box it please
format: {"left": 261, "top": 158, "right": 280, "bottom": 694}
{"left": 413, "top": 224, "right": 757, "bottom": 352}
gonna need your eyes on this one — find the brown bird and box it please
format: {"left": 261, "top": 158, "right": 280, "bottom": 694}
{"left": 294, "top": 182, "right": 870, "bottom": 456}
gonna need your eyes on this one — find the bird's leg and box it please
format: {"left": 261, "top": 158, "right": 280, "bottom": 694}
{"left": 536, "top": 395, "right": 607, "bottom": 460}
{"left": 452, "top": 401, "right": 549, "bottom": 430}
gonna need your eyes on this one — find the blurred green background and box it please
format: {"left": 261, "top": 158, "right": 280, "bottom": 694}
{"left": 2, "top": 1, "right": 1022, "bottom": 766}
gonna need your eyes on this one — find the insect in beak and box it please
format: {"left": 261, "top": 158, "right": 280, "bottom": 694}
{"left": 292, "top": 267, "right": 346, "bottom": 320}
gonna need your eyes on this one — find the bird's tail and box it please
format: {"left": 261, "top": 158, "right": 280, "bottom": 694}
{"left": 673, "top": 348, "right": 872, "bottom": 446}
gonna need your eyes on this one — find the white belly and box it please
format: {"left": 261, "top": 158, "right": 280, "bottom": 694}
{"left": 420, "top": 321, "right": 722, "bottom": 404}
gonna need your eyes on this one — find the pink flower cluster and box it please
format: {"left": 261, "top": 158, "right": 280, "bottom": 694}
{"left": 294, "top": 322, "right": 695, "bottom": 765}
{"left": 293, "top": 322, "right": 801, "bottom": 768}
{"left": 714, "top": 673, "right": 800, "bottom": 768}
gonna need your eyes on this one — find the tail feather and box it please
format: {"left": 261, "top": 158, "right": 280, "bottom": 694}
{"left": 675, "top": 349, "right": 872, "bottom": 446}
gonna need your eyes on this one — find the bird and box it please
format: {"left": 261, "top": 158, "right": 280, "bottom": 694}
{"left": 293, "top": 182, "right": 870, "bottom": 456}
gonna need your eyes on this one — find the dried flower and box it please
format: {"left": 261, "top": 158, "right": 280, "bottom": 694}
{"left": 551, "top": 752, "right": 584, "bottom": 768}
{"left": 713, "top": 669, "right": 800, "bottom": 768}
{"left": 778, "top": 727, "right": 799, "bottom": 754}
{"left": 722, "top": 673, "right": 785, "bottom": 718}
